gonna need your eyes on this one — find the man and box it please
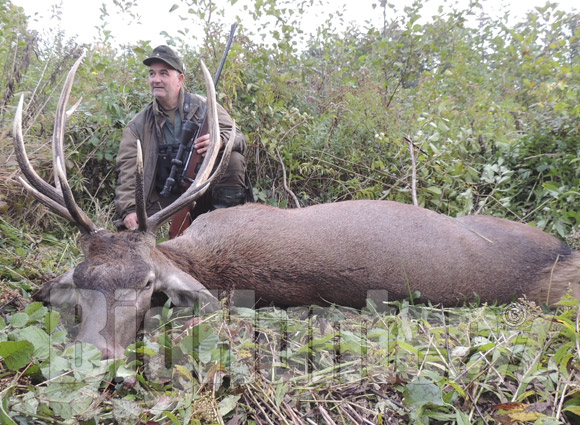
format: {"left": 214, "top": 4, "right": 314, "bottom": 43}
{"left": 115, "top": 45, "right": 249, "bottom": 230}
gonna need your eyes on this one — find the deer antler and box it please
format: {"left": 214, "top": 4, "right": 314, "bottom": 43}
{"left": 141, "top": 61, "right": 235, "bottom": 233}
{"left": 13, "top": 51, "right": 98, "bottom": 235}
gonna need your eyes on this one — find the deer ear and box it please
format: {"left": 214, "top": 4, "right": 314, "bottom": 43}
{"left": 34, "top": 269, "right": 78, "bottom": 306}
{"left": 155, "top": 269, "right": 219, "bottom": 312}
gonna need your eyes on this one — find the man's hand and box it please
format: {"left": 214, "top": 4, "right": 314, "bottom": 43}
{"left": 123, "top": 212, "right": 139, "bottom": 230}
{"left": 194, "top": 133, "right": 223, "bottom": 155}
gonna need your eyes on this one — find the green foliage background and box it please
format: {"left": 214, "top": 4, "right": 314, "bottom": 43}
{"left": 1, "top": 0, "right": 579, "bottom": 231}
{"left": 0, "top": 0, "right": 580, "bottom": 423}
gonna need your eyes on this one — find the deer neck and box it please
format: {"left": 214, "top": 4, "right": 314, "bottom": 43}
{"left": 156, "top": 238, "right": 206, "bottom": 279}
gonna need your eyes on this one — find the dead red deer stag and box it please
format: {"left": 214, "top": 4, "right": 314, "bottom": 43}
{"left": 13, "top": 53, "right": 580, "bottom": 359}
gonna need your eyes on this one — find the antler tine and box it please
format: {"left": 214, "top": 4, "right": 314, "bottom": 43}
{"left": 52, "top": 50, "right": 98, "bottom": 234}
{"left": 12, "top": 51, "right": 98, "bottom": 235}
{"left": 18, "top": 176, "right": 76, "bottom": 222}
{"left": 54, "top": 159, "right": 98, "bottom": 234}
{"left": 53, "top": 51, "right": 86, "bottom": 192}
{"left": 146, "top": 61, "right": 235, "bottom": 232}
{"left": 135, "top": 140, "right": 148, "bottom": 232}
{"left": 190, "top": 61, "right": 221, "bottom": 187}
{"left": 13, "top": 95, "right": 65, "bottom": 206}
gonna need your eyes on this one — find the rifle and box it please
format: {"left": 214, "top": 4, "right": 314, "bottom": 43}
{"left": 162, "top": 23, "right": 238, "bottom": 239}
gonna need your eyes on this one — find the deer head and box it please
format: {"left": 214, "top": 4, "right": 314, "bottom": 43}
{"left": 13, "top": 51, "right": 235, "bottom": 358}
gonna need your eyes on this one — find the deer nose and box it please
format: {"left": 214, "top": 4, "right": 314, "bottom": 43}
{"left": 100, "top": 347, "right": 115, "bottom": 360}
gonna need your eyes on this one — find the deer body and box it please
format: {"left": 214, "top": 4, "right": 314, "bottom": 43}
{"left": 159, "top": 200, "right": 577, "bottom": 308}
{"left": 34, "top": 199, "right": 580, "bottom": 358}
{"left": 14, "top": 54, "right": 580, "bottom": 358}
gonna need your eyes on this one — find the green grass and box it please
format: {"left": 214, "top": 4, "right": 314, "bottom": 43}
{"left": 1, "top": 232, "right": 579, "bottom": 425}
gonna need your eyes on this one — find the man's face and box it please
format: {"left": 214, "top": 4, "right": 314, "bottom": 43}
{"left": 148, "top": 62, "right": 184, "bottom": 108}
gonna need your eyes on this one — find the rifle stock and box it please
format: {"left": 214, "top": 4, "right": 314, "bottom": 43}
{"left": 181, "top": 117, "right": 209, "bottom": 190}
{"left": 168, "top": 204, "right": 193, "bottom": 238}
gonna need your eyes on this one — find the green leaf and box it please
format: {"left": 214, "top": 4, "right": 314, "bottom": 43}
{"left": 181, "top": 324, "right": 219, "bottom": 364}
{"left": 425, "top": 186, "right": 442, "bottom": 195}
{"left": 9, "top": 312, "right": 29, "bottom": 328}
{"left": 111, "top": 399, "right": 142, "bottom": 424}
{"left": 397, "top": 340, "right": 420, "bottom": 356}
{"left": 25, "top": 302, "right": 47, "bottom": 321}
{"left": 274, "top": 383, "right": 288, "bottom": 408}
{"left": 564, "top": 405, "right": 580, "bottom": 416}
{"left": 45, "top": 310, "right": 60, "bottom": 334}
{"left": 174, "top": 364, "right": 195, "bottom": 382}
{"left": 404, "top": 377, "right": 446, "bottom": 408}
{"left": 163, "top": 410, "right": 180, "bottom": 424}
{"left": 0, "top": 340, "right": 34, "bottom": 370}
{"left": 455, "top": 409, "right": 471, "bottom": 425}
{"left": 219, "top": 394, "right": 241, "bottom": 417}
{"left": 37, "top": 383, "right": 99, "bottom": 420}
{"left": 17, "top": 326, "right": 51, "bottom": 359}
{"left": 0, "top": 387, "right": 18, "bottom": 425}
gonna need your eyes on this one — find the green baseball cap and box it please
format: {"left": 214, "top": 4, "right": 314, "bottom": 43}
{"left": 143, "top": 45, "right": 185, "bottom": 74}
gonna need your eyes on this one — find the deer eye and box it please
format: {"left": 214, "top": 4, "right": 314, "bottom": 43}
{"left": 143, "top": 272, "right": 155, "bottom": 290}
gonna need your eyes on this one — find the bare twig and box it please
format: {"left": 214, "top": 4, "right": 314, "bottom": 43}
{"left": 523, "top": 153, "right": 563, "bottom": 161}
{"left": 338, "top": 404, "right": 360, "bottom": 423}
{"left": 245, "top": 389, "right": 277, "bottom": 425}
{"left": 276, "top": 147, "right": 301, "bottom": 208}
{"left": 282, "top": 400, "right": 307, "bottom": 425}
{"left": 247, "top": 382, "right": 291, "bottom": 425}
{"left": 404, "top": 135, "right": 418, "bottom": 206}
{"left": 318, "top": 405, "right": 338, "bottom": 425}
{"left": 310, "top": 149, "right": 399, "bottom": 180}
{"left": 440, "top": 305, "right": 457, "bottom": 375}
{"left": 555, "top": 370, "right": 576, "bottom": 420}
{"left": 576, "top": 306, "right": 580, "bottom": 368}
